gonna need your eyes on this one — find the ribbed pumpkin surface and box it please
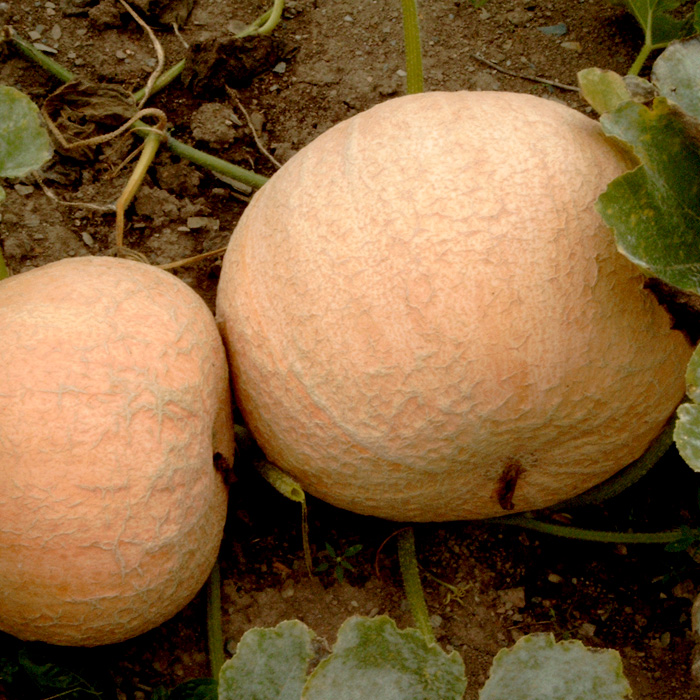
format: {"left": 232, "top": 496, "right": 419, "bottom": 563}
{"left": 217, "top": 91, "right": 691, "bottom": 522}
{"left": 0, "top": 256, "right": 233, "bottom": 645}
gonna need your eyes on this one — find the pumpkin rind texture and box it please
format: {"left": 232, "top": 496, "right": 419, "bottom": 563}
{"left": 216, "top": 90, "right": 692, "bottom": 522}
{"left": 0, "top": 256, "right": 233, "bottom": 646}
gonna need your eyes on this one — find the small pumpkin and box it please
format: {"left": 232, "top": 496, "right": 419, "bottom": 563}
{"left": 0, "top": 256, "right": 233, "bottom": 645}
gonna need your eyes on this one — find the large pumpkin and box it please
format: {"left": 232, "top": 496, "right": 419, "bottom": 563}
{"left": 216, "top": 90, "right": 692, "bottom": 522}
{"left": 0, "top": 256, "right": 233, "bottom": 645}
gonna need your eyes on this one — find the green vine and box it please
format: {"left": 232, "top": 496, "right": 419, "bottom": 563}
{"left": 397, "top": 528, "right": 435, "bottom": 644}
{"left": 496, "top": 514, "right": 682, "bottom": 544}
{"left": 400, "top": 0, "right": 424, "bottom": 94}
{"left": 8, "top": 30, "right": 269, "bottom": 191}
{"left": 206, "top": 560, "right": 225, "bottom": 680}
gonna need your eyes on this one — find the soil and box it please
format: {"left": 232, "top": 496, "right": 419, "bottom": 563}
{"left": 1, "top": 1, "right": 700, "bottom": 698}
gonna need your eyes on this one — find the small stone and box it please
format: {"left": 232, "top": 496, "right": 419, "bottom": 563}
{"left": 561, "top": 41, "right": 582, "bottom": 52}
{"left": 50, "top": 24, "right": 61, "bottom": 40}
{"left": 33, "top": 40, "right": 57, "bottom": 52}
{"left": 46, "top": 7, "right": 55, "bottom": 15}
{"left": 579, "top": 622, "right": 597, "bottom": 638}
{"left": 186, "top": 217, "right": 219, "bottom": 230}
{"left": 498, "top": 587, "right": 526, "bottom": 610}
{"left": 548, "top": 573, "right": 563, "bottom": 584}
{"left": 80, "top": 231, "right": 94, "bottom": 246}
{"left": 505, "top": 8, "right": 533, "bottom": 26}
{"left": 14, "top": 184, "right": 34, "bottom": 196}
{"left": 28, "top": 30, "right": 42, "bottom": 40}
{"left": 672, "top": 580, "right": 696, "bottom": 600}
{"left": 250, "top": 111, "right": 264, "bottom": 134}
{"left": 429, "top": 614, "right": 443, "bottom": 629}
{"left": 343, "top": 14, "right": 354, "bottom": 22}
{"left": 538, "top": 23, "right": 568, "bottom": 36}
{"left": 272, "top": 61, "right": 287, "bottom": 73}
{"left": 470, "top": 71, "right": 501, "bottom": 91}
{"left": 115, "top": 49, "right": 127, "bottom": 59}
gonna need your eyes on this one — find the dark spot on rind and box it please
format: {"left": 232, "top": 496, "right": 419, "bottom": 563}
{"left": 495, "top": 461, "right": 525, "bottom": 511}
{"left": 213, "top": 452, "right": 234, "bottom": 485}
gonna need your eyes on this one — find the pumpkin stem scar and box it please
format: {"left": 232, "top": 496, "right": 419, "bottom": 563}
{"left": 495, "top": 461, "right": 525, "bottom": 511}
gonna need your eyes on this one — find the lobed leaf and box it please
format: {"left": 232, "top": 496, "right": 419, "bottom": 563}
{"left": 651, "top": 36, "right": 700, "bottom": 119}
{"left": 0, "top": 86, "right": 53, "bottom": 179}
{"left": 218, "top": 620, "right": 317, "bottom": 700}
{"left": 613, "top": 0, "right": 696, "bottom": 46}
{"left": 578, "top": 68, "right": 633, "bottom": 115}
{"left": 596, "top": 96, "right": 700, "bottom": 293}
{"left": 674, "top": 347, "right": 700, "bottom": 471}
{"left": 302, "top": 616, "right": 466, "bottom": 700}
{"left": 479, "top": 633, "right": 632, "bottom": 700}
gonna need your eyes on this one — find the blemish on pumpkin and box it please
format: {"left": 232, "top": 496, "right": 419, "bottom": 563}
{"left": 495, "top": 461, "right": 525, "bottom": 511}
{"left": 213, "top": 452, "right": 233, "bottom": 483}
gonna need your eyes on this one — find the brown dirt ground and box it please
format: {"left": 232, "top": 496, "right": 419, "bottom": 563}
{"left": 2, "top": 1, "right": 700, "bottom": 698}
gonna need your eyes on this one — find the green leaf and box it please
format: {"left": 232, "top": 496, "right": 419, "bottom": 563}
{"left": 596, "top": 96, "right": 700, "bottom": 293}
{"left": 478, "top": 633, "right": 632, "bottom": 700}
{"left": 218, "top": 620, "right": 316, "bottom": 700}
{"left": 16, "top": 648, "right": 103, "bottom": 699}
{"left": 343, "top": 544, "right": 363, "bottom": 557}
{"left": 674, "top": 347, "right": 700, "bottom": 471}
{"left": 160, "top": 678, "right": 218, "bottom": 700}
{"left": 651, "top": 37, "right": 700, "bottom": 119}
{"left": 578, "top": 68, "right": 633, "bottom": 115}
{"left": 302, "top": 616, "right": 467, "bottom": 700}
{"left": 615, "top": 0, "right": 695, "bottom": 46}
{"left": 0, "top": 86, "right": 53, "bottom": 179}
{"left": 324, "top": 543, "right": 337, "bottom": 558}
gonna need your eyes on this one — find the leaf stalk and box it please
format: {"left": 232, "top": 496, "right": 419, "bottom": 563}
{"left": 400, "top": 0, "right": 424, "bottom": 94}
{"left": 398, "top": 528, "right": 435, "bottom": 644}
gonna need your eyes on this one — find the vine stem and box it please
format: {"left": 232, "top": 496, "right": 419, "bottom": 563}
{"left": 206, "top": 559, "right": 225, "bottom": 680}
{"left": 397, "top": 528, "right": 435, "bottom": 644}
{"left": 400, "top": 0, "right": 424, "bottom": 94}
{"left": 495, "top": 515, "right": 682, "bottom": 544}
{"left": 8, "top": 31, "right": 269, "bottom": 191}
{"left": 115, "top": 130, "right": 164, "bottom": 248}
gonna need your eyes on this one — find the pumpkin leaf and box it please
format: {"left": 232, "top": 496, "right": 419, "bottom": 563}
{"left": 155, "top": 678, "right": 218, "bottom": 699}
{"left": 14, "top": 648, "right": 104, "bottom": 699}
{"left": 674, "top": 347, "right": 700, "bottom": 471}
{"left": 302, "top": 616, "right": 466, "bottom": 700}
{"left": 611, "top": 0, "right": 696, "bottom": 47}
{"left": 578, "top": 68, "right": 633, "bottom": 115}
{"left": 218, "top": 619, "right": 317, "bottom": 700}
{"left": 218, "top": 616, "right": 466, "bottom": 700}
{"left": 0, "top": 86, "right": 53, "bottom": 179}
{"left": 478, "top": 633, "right": 632, "bottom": 700}
{"left": 595, "top": 96, "right": 700, "bottom": 294}
{"left": 651, "top": 36, "right": 700, "bottom": 119}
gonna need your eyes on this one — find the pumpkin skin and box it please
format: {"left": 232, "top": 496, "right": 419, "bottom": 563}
{"left": 216, "top": 90, "right": 692, "bottom": 522}
{"left": 0, "top": 256, "right": 233, "bottom": 646}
